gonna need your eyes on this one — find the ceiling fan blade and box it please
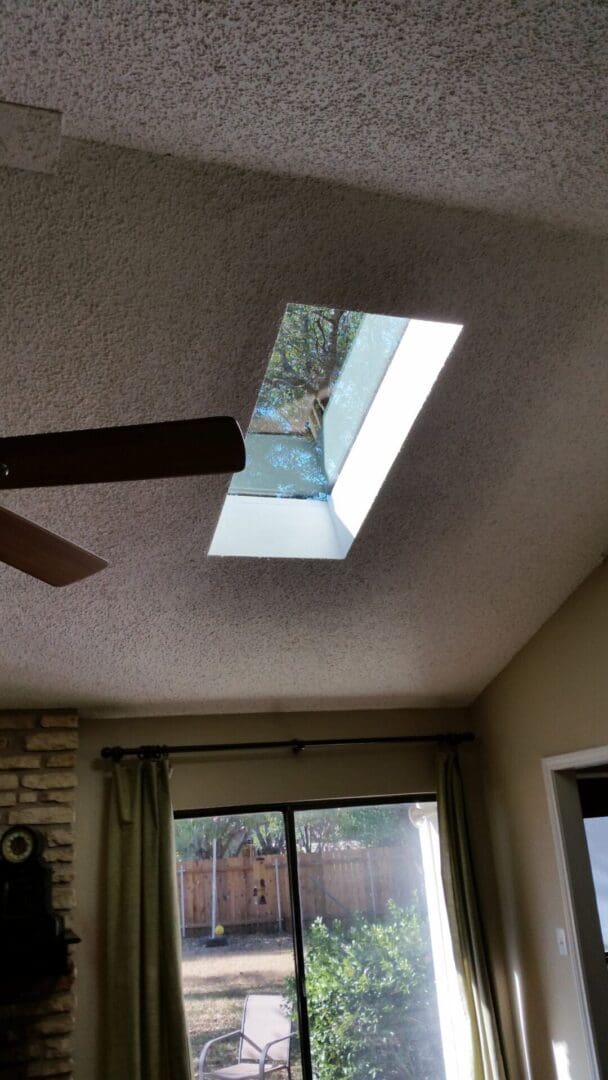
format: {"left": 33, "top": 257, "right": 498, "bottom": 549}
{"left": 0, "top": 506, "right": 107, "bottom": 586}
{"left": 0, "top": 416, "right": 245, "bottom": 489}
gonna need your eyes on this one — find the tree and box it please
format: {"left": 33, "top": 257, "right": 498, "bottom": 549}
{"left": 296, "top": 804, "right": 411, "bottom": 852}
{"left": 175, "top": 804, "right": 412, "bottom": 861}
{"left": 175, "top": 811, "right": 285, "bottom": 861}
{"left": 331, "top": 803, "right": 412, "bottom": 849}
{"left": 295, "top": 809, "right": 342, "bottom": 853}
{"left": 253, "top": 304, "right": 364, "bottom": 431}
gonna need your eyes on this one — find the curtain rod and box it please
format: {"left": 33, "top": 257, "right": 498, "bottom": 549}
{"left": 100, "top": 731, "right": 475, "bottom": 762}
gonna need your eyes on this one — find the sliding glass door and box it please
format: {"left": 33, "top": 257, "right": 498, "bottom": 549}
{"left": 175, "top": 810, "right": 303, "bottom": 1078}
{"left": 176, "top": 799, "right": 462, "bottom": 1080}
{"left": 293, "top": 803, "right": 446, "bottom": 1080}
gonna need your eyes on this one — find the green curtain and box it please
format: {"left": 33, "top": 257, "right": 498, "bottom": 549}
{"left": 105, "top": 758, "right": 193, "bottom": 1080}
{"left": 437, "top": 747, "right": 508, "bottom": 1080}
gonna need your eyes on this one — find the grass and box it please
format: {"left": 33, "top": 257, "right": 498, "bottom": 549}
{"left": 181, "top": 933, "right": 302, "bottom": 1078}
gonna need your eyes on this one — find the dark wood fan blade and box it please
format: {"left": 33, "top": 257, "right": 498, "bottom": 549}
{"left": 0, "top": 506, "right": 107, "bottom": 586}
{"left": 0, "top": 416, "right": 245, "bottom": 489}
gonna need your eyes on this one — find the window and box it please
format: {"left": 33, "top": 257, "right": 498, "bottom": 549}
{"left": 210, "top": 305, "right": 462, "bottom": 559}
{"left": 175, "top": 798, "right": 468, "bottom": 1079}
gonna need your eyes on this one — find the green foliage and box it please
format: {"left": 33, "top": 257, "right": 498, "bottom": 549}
{"left": 326, "top": 803, "right": 412, "bottom": 849}
{"left": 175, "top": 812, "right": 284, "bottom": 860}
{"left": 292, "top": 903, "right": 444, "bottom": 1080}
{"left": 175, "top": 805, "right": 413, "bottom": 861}
{"left": 254, "top": 304, "right": 364, "bottom": 428}
{"left": 296, "top": 803, "right": 412, "bottom": 852}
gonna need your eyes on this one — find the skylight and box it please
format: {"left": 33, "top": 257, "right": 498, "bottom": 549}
{"left": 210, "top": 304, "right": 462, "bottom": 559}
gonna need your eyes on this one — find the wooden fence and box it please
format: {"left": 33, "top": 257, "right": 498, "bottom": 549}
{"left": 177, "top": 843, "right": 421, "bottom": 934}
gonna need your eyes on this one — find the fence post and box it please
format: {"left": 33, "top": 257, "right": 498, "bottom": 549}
{"left": 210, "top": 837, "right": 218, "bottom": 937}
{"left": 274, "top": 858, "right": 283, "bottom": 933}
{"left": 178, "top": 862, "right": 186, "bottom": 938}
{"left": 366, "top": 849, "right": 377, "bottom": 918}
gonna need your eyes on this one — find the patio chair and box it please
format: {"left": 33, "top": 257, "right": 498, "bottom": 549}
{"left": 199, "top": 993, "right": 294, "bottom": 1080}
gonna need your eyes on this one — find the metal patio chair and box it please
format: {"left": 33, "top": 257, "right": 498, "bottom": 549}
{"left": 199, "top": 993, "right": 294, "bottom": 1080}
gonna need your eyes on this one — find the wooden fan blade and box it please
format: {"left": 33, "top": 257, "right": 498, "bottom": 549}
{"left": 0, "top": 506, "right": 107, "bottom": 586}
{"left": 0, "top": 416, "right": 245, "bottom": 489}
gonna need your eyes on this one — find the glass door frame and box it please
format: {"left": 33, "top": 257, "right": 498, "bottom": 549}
{"left": 176, "top": 792, "right": 435, "bottom": 1080}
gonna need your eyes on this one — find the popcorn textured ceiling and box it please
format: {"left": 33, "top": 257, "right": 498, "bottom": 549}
{"left": 0, "top": 140, "right": 606, "bottom": 717}
{"left": 0, "top": 0, "right": 607, "bottom": 233}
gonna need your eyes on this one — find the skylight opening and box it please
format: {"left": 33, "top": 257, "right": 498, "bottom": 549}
{"left": 210, "top": 304, "right": 462, "bottom": 559}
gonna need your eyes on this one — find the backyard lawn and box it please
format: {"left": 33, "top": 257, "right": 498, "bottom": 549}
{"left": 181, "top": 933, "right": 302, "bottom": 1078}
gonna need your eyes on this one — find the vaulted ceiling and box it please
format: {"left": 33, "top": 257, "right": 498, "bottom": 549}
{"left": 0, "top": 2, "right": 606, "bottom": 717}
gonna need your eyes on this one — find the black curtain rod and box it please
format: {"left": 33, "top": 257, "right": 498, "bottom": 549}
{"left": 100, "top": 731, "right": 474, "bottom": 762}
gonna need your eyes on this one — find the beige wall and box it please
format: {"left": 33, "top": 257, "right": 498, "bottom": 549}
{"left": 75, "top": 707, "right": 466, "bottom": 1078}
{"left": 473, "top": 558, "right": 608, "bottom": 1079}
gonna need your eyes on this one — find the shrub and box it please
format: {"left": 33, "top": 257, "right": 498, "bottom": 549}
{"left": 290, "top": 901, "right": 444, "bottom": 1080}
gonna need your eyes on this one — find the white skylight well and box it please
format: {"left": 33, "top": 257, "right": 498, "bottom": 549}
{"left": 210, "top": 304, "right": 462, "bottom": 559}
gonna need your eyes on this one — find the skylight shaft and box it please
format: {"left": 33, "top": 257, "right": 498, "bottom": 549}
{"left": 330, "top": 320, "right": 463, "bottom": 540}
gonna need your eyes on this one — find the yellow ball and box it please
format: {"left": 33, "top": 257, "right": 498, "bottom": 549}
{"left": 214, "top": 924, "right": 225, "bottom": 936}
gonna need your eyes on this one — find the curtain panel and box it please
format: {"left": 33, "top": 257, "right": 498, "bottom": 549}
{"left": 105, "top": 758, "right": 192, "bottom": 1080}
{"left": 437, "top": 747, "right": 508, "bottom": 1080}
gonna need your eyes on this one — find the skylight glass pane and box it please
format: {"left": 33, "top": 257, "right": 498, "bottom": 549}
{"left": 322, "top": 313, "right": 409, "bottom": 485}
{"left": 210, "top": 304, "right": 462, "bottom": 559}
{"left": 230, "top": 304, "right": 408, "bottom": 501}
{"left": 248, "top": 304, "right": 365, "bottom": 436}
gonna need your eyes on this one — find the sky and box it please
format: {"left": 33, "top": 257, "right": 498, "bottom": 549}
{"left": 584, "top": 817, "right": 608, "bottom": 949}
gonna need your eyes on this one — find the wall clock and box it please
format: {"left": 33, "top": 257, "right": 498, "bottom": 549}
{"left": 1, "top": 824, "right": 40, "bottom": 864}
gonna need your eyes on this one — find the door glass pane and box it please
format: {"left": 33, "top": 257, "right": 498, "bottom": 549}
{"left": 175, "top": 811, "right": 303, "bottom": 1079}
{"left": 583, "top": 817, "right": 608, "bottom": 950}
{"left": 578, "top": 775, "right": 608, "bottom": 956}
{"left": 293, "top": 801, "right": 455, "bottom": 1080}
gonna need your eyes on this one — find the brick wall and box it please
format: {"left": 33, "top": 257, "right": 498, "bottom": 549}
{"left": 0, "top": 711, "right": 78, "bottom": 1080}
